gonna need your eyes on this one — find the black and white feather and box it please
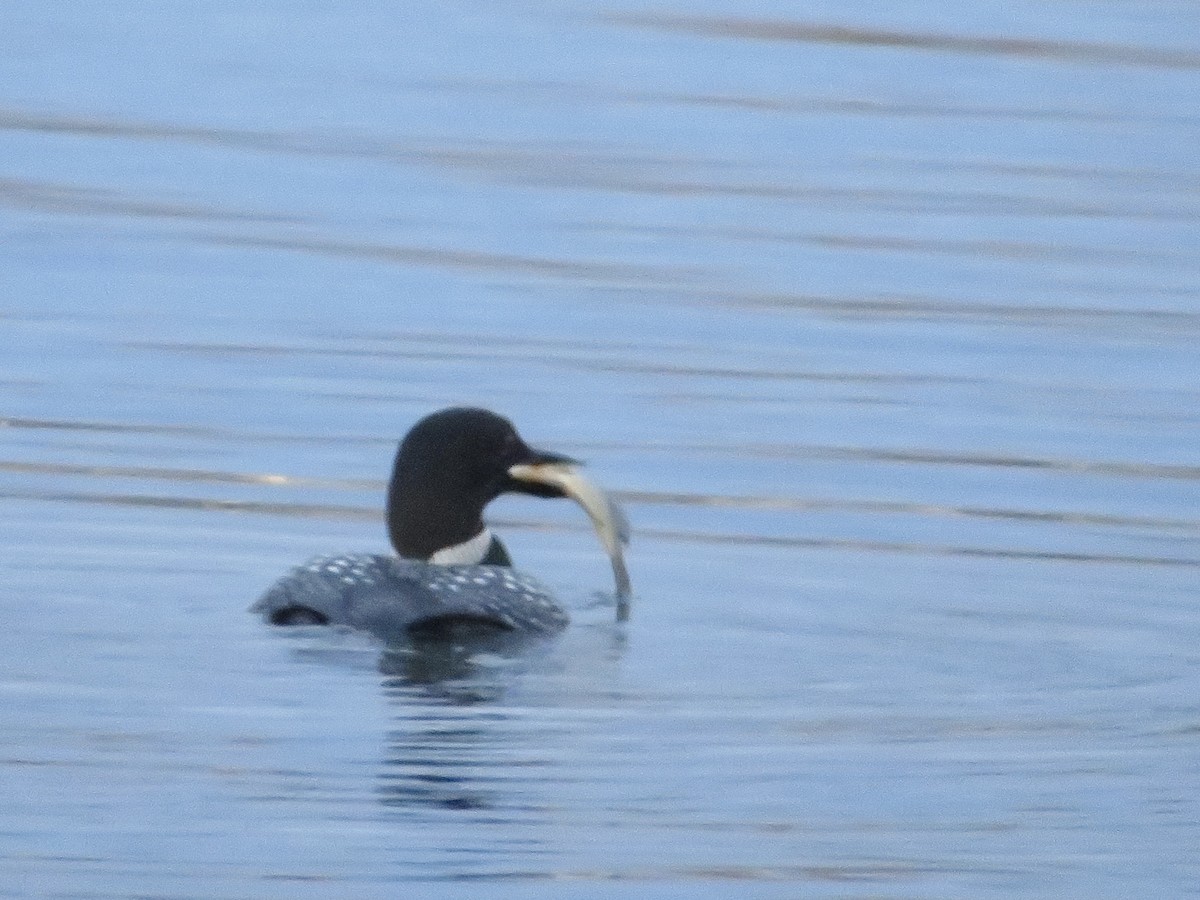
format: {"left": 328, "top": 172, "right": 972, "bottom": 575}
{"left": 252, "top": 553, "right": 569, "bottom": 640}
{"left": 252, "top": 408, "right": 628, "bottom": 642}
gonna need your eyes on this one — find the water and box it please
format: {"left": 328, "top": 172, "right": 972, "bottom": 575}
{"left": 2, "top": 2, "right": 1198, "bottom": 897}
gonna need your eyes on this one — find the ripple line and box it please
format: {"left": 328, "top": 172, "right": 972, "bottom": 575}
{"left": 612, "top": 14, "right": 1200, "bottom": 71}
{"left": 123, "top": 339, "right": 959, "bottom": 385}
{"left": 4, "top": 418, "right": 1196, "bottom": 482}
{"left": 3, "top": 488, "right": 1195, "bottom": 569}
{"left": 0, "top": 459, "right": 373, "bottom": 491}
{"left": 7, "top": 458, "right": 1197, "bottom": 532}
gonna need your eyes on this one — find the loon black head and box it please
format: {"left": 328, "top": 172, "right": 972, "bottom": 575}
{"left": 385, "top": 407, "right": 577, "bottom": 563}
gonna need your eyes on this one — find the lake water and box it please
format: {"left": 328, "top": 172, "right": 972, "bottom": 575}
{"left": 2, "top": 2, "right": 1198, "bottom": 897}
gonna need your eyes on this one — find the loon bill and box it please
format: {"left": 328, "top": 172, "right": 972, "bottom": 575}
{"left": 253, "top": 407, "right": 633, "bottom": 640}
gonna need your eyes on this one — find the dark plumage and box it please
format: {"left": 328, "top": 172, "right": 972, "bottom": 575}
{"left": 253, "top": 408, "right": 594, "bottom": 642}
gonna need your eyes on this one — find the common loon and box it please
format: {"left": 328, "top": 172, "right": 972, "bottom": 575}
{"left": 253, "top": 407, "right": 630, "bottom": 642}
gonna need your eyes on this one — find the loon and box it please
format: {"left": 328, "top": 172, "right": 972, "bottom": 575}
{"left": 253, "top": 407, "right": 631, "bottom": 643}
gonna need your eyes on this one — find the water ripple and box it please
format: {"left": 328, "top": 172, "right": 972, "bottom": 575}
{"left": 611, "top": 14, "right": 1200, "bottom": 71}
{"left": 2, "top": 486, "right": 1195, "bottom": 570}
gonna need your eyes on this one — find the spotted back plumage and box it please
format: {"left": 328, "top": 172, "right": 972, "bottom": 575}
{"left": 252, "top": 553, "right": 569, "bottom": 641}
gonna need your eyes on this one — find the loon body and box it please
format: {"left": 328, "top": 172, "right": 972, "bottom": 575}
{"left": 253, "top": 408, "right": 629, "bottom": 641}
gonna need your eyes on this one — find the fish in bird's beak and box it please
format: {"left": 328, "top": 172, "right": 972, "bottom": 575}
{"left": 507, "top": 458, "right": 632, "bottom": 620}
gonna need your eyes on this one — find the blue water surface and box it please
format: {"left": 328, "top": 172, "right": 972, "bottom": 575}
{"left": 2, "top": 2, "right": 1198, "bottom": 897}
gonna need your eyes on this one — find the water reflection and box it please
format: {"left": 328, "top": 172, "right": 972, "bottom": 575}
{"left": 379, "top": 633, "right": 548, "bottom": 691}
{"left": 379, "top": 720, "right": 510, "bottom": 813}
{"left": 368, "top": 614, "right": 631, "bottom": 820}
{"left": 376, "top": 637, "right": 567, "bottom": 816}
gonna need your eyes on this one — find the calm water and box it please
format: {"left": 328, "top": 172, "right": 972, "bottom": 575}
{"left": 2, "top": 2, "right": 1199, "bottom": 897}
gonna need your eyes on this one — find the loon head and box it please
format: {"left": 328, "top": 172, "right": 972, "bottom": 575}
{"left": 385, "top": 407, "right": 578, "bottom": 562}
